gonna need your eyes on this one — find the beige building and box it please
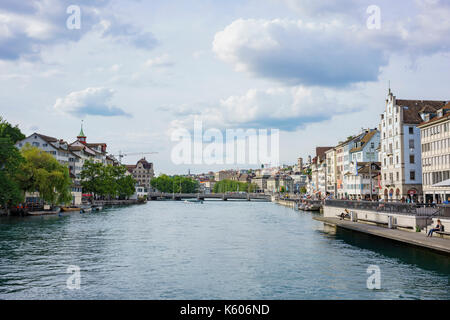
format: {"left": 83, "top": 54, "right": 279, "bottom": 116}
{"left": 251, "top": 174, "right": 270, "bottom": 193}
{"left": 126, "top": 158, "right": 155, "bottom": 189}
{"left": 379, "top": 89, "right": 447, "bottom": 201}
{"left": 325, "top": 148, "right": 337, "bottom": 197}
{"left": 418, "top": 103, "right": 450, "bottom": 203}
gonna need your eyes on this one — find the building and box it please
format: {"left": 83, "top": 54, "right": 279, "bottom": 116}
{"left": 290, "top": 174, "right": 308, "bottom": 193}
{"left": 251, "top": 174, "right": 270, "bottom": 193}
{"left": 418, "top": 102, "right": 450, "bottom": 203}
{"left": 335, "top": 130, "right": 374, "bottom": 199}
{"left": 325, "top": 148, "right": 337, "bottom": 197}
{"left": 379, "top": 89, "right": 447, "bottom": 201}
{"left": 344, "top": 162, "right": 381, "bottom": 200}
{"left": 125, "top": 158, "right": 155, "bottom": 190}
{"left": 15, "top": 125, "right": 111, "bottom": 205}
{"left": 214, "top": 170, "right": 237, "bottom": 181}
{"left": 349, "top": 129, "right": 380, "bottom": 164}
{"left": 310, "top": 147, "right": 333, "bottom": 198}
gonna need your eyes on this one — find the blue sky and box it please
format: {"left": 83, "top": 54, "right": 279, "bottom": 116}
{"left": 1, "top": 0, "right": 449, "bottom": 174}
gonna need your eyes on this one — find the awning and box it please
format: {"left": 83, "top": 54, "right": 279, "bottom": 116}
{"left": 432, "top": 179, "right": 450, "bottom": 187}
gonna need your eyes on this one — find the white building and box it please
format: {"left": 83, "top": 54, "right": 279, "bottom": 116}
{"left": 418, "top": 103, "right": 450, "bottom": 203}
{"left": 379, "top": 89, "right": 447, "bottom": 201}
{"left": 15, "top": 125, "right": 112, "bottom": 205}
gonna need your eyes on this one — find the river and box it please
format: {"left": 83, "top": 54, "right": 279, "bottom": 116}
{"left": 0, "top": 201, "right": 448, "bottom": 299}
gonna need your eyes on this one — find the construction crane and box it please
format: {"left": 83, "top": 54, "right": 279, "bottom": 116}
{"left": 111, "top": 151, "right": 158, "bottom": 164}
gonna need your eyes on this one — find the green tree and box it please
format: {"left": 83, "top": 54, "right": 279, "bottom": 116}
{"left": 0, "top": 117, "right": 25, "bottom": 144}
{"left": 150, "top": 175, "right": 199, "bottom": 193}
{"left": 0, "top": 138, "right": 25, "bottom": 210}
{"left": 80, "top": 161, "right": 136, "bottom": 199}
{"left": 213, "top": 179, "right": 252, "bottom": 193}
{"left": 18, "top": 145, "right": 72, "bottom": 205}
{"left": 300, "top": 186, "right": 307, "bottom": 194}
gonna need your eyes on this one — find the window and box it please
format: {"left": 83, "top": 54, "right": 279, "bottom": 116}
{"left": 410, "top": 170, "right": 415, "bottom": 181}
{"left": 410, "top": 155, "right": 415, "bottom": 164}
{"left": 396, "top": 172, "right": 399, "bottom": 181}
{"left": 409, "top": 139, "right": 414, "bottom": 149}
{"left": 409, "top": 127, "right": 414, "bottom": 134}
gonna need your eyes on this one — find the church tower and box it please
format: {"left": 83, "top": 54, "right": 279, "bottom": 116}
{"left": 77, "top": 121, "right": 87, "bottom": 144}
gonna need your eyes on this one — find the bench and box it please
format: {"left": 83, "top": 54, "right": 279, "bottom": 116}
{"left": 435, "top": 231, "right": 450, "bottom": 238}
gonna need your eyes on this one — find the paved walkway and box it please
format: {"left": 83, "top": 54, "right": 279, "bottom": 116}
{"left": 313, "top": 216, "right": 450, "bottom": 256}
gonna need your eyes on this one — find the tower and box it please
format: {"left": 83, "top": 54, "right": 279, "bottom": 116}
{"left": 77, "top": 121, "right": 87, "bottom": 144}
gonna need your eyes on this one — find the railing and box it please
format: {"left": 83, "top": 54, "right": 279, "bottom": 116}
{"left": 324, "top": 199, "right": 449, "bottom": 216}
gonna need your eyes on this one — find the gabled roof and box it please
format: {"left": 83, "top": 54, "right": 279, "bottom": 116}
{"left": 418, "top": 102, "right": 450, "bottom": 127}
{"left": 396, "top": 99, "right": 447, "bottom": 124}
{"left": 316, "top": 147, "right": 333, "bottom": 160}
{"left": 32, "top": 133, "right": 58, "bottom": 143}
{"left": 349, "top": 130, "right": 377, "bottom": 153}
{"left": 137, "top": 158, "right": 153, "bottom": 169}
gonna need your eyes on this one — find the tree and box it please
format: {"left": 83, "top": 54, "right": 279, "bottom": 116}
{"left": 300, "top": 186, "right": 307, "bottom": 194}
{"left": 0, "top": 138, "right": 24, "bottom": 210}
{"left": 213, "top": 179, "right": 253, "bottom": 193}
{"left": 80, "top": 160, "right": 136, "bottom": 199}
{"left": 0, "top": 117, "right": 25, "bottom": 144}
{"left": 18, "top": 145, "right": 72, "bottom": 206}
{"left": 150, "top": 175, "right": 199, "bottom": 193}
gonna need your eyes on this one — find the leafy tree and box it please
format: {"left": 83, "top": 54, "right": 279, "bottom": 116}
{"left": 117, "top": 175, "right": 136, "bottom": 199}
{"left": 213, "top": 179, "right": 254, "bottom": 193}
{"left": 300, "top": 186, "right": 307, "bottom": 194}
{"left": 80, "top": 160, "right": 136, "bottom": 199}
{"left": 18, "top": 145, "right": 72, "bottom": 205}
{"left": 150, "top": 175, "right": 199, "bottom": 193}
{"left": 0, "top": 138, "right": 25, "bottom": 210}
{"left": 0, "top": 117, "right": 25, "bottom": 144}
{"left": 280, "top": 186, "right": 286, "bottom": 193}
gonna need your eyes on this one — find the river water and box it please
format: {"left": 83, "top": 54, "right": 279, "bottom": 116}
{"left": 0, "top": 201, "right": 448, "bottom": 299}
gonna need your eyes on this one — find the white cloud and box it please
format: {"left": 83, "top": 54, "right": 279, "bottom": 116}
{"left": 212, "top": 5, "right": 450, "bottom": 87}
{"left": 0, "top": 0, "right": 158, "bottom": 61}
{"left": 53, "top": 87, "right": 131, "bottom": 118}
{"left": 169, "top": 86, "right": 359, "bottom": 132}
{"left": 144, "top": 54, "right": 174, "bottom": 68}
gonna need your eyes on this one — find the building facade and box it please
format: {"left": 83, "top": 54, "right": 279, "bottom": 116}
{"left": 379, "top": 89, "right": 447, "bottom": 201}
{"left": 418, "top": 103, "right": 450, "bottom": 203}
{"left": 126, "top": 158, "right": 155, "bottom": 190}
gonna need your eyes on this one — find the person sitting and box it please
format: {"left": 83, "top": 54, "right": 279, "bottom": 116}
{"left": 339, "top": 209, "right": 350, "bottom": 220}
{"left": 427, "top": 220, "right": 444, "bottom": 237}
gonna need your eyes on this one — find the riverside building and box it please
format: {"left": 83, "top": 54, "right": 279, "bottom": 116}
{"left": 418, "top": 102, "right": 450, "bottom": 203}
{"left": 379, "top": 89, "right": 447, "bottom": 201}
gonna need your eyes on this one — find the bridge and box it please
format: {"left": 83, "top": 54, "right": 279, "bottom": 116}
{"left": 148, "top": 192, "right": 272, "bottom": 201}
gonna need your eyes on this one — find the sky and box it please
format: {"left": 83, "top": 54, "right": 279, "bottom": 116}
{"left": 1, "top": 0, "right": 449, "bottom": 175}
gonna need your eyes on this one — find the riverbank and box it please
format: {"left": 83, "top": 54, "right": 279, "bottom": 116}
{"left": 314, "top": 216, "right": 450, "bottom": 256}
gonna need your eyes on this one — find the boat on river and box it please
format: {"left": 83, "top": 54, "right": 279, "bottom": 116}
{"left": 61, "top": 206, "right": 81, "bottom": 213}
{"left": 28, "top": 207, "right": 61, "bottom": 216}
{"left": 184, "top": 199, "right": 203, "bottom": 204}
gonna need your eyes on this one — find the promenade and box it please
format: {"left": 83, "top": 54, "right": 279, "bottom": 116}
{"left": 314, "top": 216, "right": 450, "bottom": 256}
